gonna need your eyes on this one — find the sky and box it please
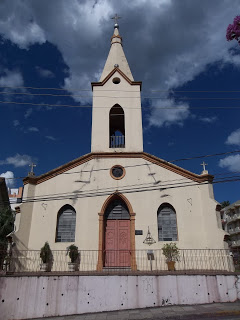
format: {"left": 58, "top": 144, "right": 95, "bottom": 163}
{"left": 0, "top": 0, "right": 240, "bottom": 204}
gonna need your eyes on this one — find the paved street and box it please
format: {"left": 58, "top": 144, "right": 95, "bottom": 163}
{"left": 30, "top": 301, "right": 240, "bottom": 320}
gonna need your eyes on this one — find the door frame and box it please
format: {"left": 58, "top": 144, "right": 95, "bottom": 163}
{"left": 97, "top": 192, "right": 136, "bottom": 270}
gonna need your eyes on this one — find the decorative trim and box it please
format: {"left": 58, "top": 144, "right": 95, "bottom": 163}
{"left": 111, "top": 35, "right": 122, "bottom": 41}
{"left": 97, "top": 192, "right": 136, "bottom": 271}
{"left": 91, "top": 67, "right": 142, "bottom": 90}
{"left": 23, "top": 152, "right": 214, "bottom": 186}
{"left": 110, "top": 165, "right": 126, "bottom": 180}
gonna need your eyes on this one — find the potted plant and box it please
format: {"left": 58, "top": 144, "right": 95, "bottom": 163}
{"left": 40, "top": 242, "right": 52, "bottom": 271}
{"left": 162, "top": 243, "right": 180, "bottom": 271}
{"left": 67, "top": 244, "right": 79, "bottom": 271}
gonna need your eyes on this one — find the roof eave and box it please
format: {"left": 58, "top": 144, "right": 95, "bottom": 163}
{"left": 23, "top": 152, "right": 214, "bottom": 186}
{"left": 91, "top": 67, "right": 142, "bottom": 91}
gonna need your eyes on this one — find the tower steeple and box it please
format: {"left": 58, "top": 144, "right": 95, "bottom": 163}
{"left": 100, "top": 23, "right": 134, "bottom": 81}
{"left": 91, "top": 20, "right": 143, "bottom": 153}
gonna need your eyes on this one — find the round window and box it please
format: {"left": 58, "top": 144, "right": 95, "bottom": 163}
{"left": 110, "top": 165, "right": 125, "bottom": 180}
{"left": 112, "top": 77, "right": 121, "bottom": 84}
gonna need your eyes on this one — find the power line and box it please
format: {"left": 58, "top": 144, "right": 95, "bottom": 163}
{"left": 5, "top": 168, "right": 240, "bottom": 181}
{"left": 18, "top": 176, "right": 240, "bottom": 204}
{"left": 2, "top": 172, "right": 240, "bottom": 206}
{"left": 4, "top": 150, "right": 240, "bottom": 182}
{"left": 0, "top": 85, "right": 90, "bottom": 92}
{"left": 169, "top": 150, "right": 240, "bottom": 163}
{"left": 2, "top": 99, "right": 240, "bottom": 109}
{"left": 2, "top": 90, "right": 240, "bottom": 100}
{"left": 1, "top": 84, "right": 240, "bottom": 93}
{"left": 19, "top": 173, "right": 240, "bottom": 201}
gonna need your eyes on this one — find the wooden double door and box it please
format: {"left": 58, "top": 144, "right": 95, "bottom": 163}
{"left": 104, "top": 219, "right": 131, "bottom": 267}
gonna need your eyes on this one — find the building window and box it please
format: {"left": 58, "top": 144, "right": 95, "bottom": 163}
{"left": 109, "top": 104, "right": 125, "bottom": 148}
{"left": 105, "top": 199, "right": 130, "bottom": 220}
{"left": 110, "top": 165, "right": 125, "bottom": 180}
{"left": 157, "top": 203, "right": 178, "bottom": 241}
{"left": 56, "top": 205, "right": 76, "bottom": 242}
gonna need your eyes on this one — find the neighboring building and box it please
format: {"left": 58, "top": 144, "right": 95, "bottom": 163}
{"left": 8, "top": 187, "right": 23, "bottom": 209}
{"left": 8, "top": 187, "right": 23, "bottom": 235}
{"left": 221, "top": 200, "right": 240, "bottom": 248}
{"left": 14, "top": 23, "right": 227, "bottom": 269}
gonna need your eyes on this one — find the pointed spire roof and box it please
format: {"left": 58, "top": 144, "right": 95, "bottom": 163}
{"left": 100, "top": 23, "right": 134, "bottom": 81}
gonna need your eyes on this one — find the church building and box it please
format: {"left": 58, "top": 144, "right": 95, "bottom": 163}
{"left": 14, "top": 22, "right": 227, "bottom": 271}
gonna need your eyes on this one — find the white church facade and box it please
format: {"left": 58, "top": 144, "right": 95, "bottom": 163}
{"left": 14, "top": 23, "right": 227, "bottom": 271}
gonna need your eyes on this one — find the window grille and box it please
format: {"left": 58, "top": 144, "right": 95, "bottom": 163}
{"left": 56, "top": 206, "right": 76, "bottom": 242}
{"left": 157, "top": 204, "right": 178, "bottom": 241}
{"left": 105, "top": 199, "right": 130, "bottom": 220}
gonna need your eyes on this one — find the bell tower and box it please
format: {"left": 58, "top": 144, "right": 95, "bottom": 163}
{"left": 91, "top": 21, "right": 143, "bottom": 153}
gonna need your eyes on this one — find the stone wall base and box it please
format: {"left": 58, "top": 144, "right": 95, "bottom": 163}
{"left": 1, "top": 274, "right": 240, "bottom": 320}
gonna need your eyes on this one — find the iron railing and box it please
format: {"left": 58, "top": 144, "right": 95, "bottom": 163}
{"left": 110, "top": 135, "right": 125, "bottom": 148}
{"left": 0, "top": 249, "right": 236, "bottom": 274}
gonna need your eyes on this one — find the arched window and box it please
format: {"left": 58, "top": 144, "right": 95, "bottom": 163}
{"left": 157, "top": 203, "right": 178, "bottom": 241}
{"left": 56, "top": 205, "right": 76, "bottom": 242}
{"left": 109, "top": 104, "right": 125, "bottom": 148}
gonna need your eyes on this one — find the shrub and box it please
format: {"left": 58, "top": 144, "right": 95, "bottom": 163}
{"left": 67, "top": 244, "right": 79, "bottom": 263}
{"left": 40, "top": 242, "right": 52, "bottom": 263}
{"left": 162, "top": 243, "right": 180, "bottom": 262}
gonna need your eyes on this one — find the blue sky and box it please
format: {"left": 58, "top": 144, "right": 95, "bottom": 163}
{"left": 0, "top": 0, "right": 240, "bottom": 204}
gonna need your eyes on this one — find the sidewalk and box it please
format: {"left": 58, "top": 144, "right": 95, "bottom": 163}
{"left": 31, "top": 301, "right": 240, "bottom": 319}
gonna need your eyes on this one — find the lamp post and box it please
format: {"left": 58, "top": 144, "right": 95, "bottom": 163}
{"left": 143, "top": 226, "right": 156, "bottom": 271}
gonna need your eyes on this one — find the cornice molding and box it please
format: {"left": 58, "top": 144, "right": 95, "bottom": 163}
{"left": 23, "top": 152, "right": 214, "bottom": 186}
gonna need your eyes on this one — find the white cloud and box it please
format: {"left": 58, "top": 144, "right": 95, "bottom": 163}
{"left": 0, "top": 154, "right": 33, "bottom": 168}
{"left": 0, "top": 1, "right": 45, "bottom": 49}
{"left": 28, "top": 127, "right": 39, "bottom": 132}
{"left": 13, "top": 120, "right": 20, "bottom": 127}
{"left": 63, "top": 73, "right": 92, "bottom": 104}
{"left": 24, "top": 108, "right": 33, "bottom": 119}
{"left": 199, "top": 116, "right": 218, "bottom": 123}
{"left": 35, "top": 66, "right": 54, "bottom": 78}
{"left": 0, "top": 69, "right": 24, "bottom": 88}
{"left": 148, "top": 98, "right": 190, "bottom": 127}
{"left": 0, "top": 171, "right": 14, "bottom": 187}
{"left": 219, "top": 154, "right": 240, "bottom": 172}
{"left": 226, "top": 128, "right": 240, "bottom": 146}
{"left": 45, "top": 135, "right": 56, "bottom": 141}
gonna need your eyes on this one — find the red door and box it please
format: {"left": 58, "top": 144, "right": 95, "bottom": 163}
{"left": 105, "top": 220, "right": 130, "bottom": 267}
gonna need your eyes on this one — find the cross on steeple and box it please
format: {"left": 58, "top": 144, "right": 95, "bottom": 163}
{"left": 111, "top": 13, "right": 121, "bottom": 26}
{"left": 28, "top": 163, "right": 36, "bottom": 177}
{"left": 201, "top": 161, "right": 208, "bottom": 171}
{"left": 200, "top": 161, "right": 208, "bottom": 175}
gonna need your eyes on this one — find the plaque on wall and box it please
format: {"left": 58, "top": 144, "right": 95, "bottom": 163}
{"left": 135, "top": 230, "right": 143, "bottom": 235}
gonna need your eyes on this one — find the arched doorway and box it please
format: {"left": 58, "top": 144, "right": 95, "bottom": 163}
{"left": 104, "top": 199, "right": 130, "bottom": 267}
{"left": 97, "top": 193, "right": 136, "bottom": 270}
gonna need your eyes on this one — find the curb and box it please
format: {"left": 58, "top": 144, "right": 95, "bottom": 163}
{"left": 162, "top": 310, "right": 240, "bottom": 319}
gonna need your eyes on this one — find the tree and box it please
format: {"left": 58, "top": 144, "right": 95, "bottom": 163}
{"left": 0, "top": 207, "right": 14, "bottom": 247}
{"left": 226, "top": 16, "right": 240, "bottom": 45}
{"left": 221, "top": 201, "right": 230, "bottom": 208}
{"left": 0, "top": 207, "right": 14, "bottom": 269}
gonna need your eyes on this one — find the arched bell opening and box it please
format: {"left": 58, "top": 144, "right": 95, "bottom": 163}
{"left": 109, "top": 104, "right": 125, "bottom": 148}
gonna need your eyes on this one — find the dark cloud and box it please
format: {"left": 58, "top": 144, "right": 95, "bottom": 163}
{"left": 0, "top": 0, "right": 239, "bottom": 126}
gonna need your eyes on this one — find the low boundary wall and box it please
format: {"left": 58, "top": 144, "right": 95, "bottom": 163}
{"left": 1, "top": 274, "right": 240, "bottom": 320}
